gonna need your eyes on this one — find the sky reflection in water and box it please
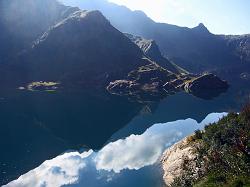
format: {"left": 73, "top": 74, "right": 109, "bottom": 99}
{"left": 5, "top": 112, "right": 227, "bottom": 187}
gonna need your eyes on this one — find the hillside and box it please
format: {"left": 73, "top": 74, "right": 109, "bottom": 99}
{"left": 162, "top": 104, "right": 250, "bottom": 187}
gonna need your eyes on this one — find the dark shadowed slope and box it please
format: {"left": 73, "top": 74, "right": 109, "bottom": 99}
{"left": 0, "top": 0, "right": 154, "bottom": 90}
{"left": 0, "top": 0, "right": 78, "bottom": 62}
{"left": 21, "top": 10, "right": 149, "bottom": 89}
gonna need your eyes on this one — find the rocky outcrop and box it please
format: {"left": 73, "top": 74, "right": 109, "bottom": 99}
{"left": 184, "top": 73, "right": 229, "bottom": 92}
{"left": 107, "top": 63, "right": 177, "bottom": 101}
{"left": 107, "top": 70, "right": 228, "bottom": 101}
{"left": 184, "top": 73, "right": 229, "bottom": 99}
{"left": 161, "top": 137, "right": 203, "bottom": 186}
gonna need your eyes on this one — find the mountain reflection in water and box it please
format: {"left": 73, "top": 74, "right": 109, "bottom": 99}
{"left": 5, "top": 112, "right": 227, "bottom": 187}
{"left": 0, "top": 82, "right": 249, "bottom": 185}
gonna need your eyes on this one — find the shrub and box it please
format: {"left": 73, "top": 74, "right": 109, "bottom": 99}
{"left": 171, "top": 104, "right": 250, "bottom": 187}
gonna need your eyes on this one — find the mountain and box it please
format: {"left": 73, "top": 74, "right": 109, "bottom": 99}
{"left": 125, "top": 33, "right": 188, "bottom": 75}
{"left": 0, "top": 0, "right": 151, "bottom": 91}
{"left": 0, "top": 0, "right": 228, "bottom": 102}
{"left": 60, "top": 0, "right": 250, "bottom": 81}
{"left": 19, "top": 10, "right": 149, "bottom": 89}
{"left": 0, "top": 0, "right": 78, "bottom": 63}
{"left": 224, "top": 34, "right": 250, "bottom": 62}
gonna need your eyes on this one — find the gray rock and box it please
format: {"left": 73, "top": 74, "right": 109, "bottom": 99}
{"left": 161, "top": 137, "right": 203, "bottom": 186}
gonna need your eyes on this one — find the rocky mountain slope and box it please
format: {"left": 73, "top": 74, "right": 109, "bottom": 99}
{"left": 224, "top": 34, "right": 250, "bottom": 62}
{"left": 125, "top": 34, "right": 187, "bottom": 75}
{"left": 61, "top": 0, "right": 250, "bottom": 81}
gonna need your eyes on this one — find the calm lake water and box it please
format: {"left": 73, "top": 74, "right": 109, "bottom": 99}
{"left": 0, "top": 82, "right": 250, "bottom": 186}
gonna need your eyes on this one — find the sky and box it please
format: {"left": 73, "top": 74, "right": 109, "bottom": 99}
{"left": 108, "top": 0, "right": 250, "bottom": 35}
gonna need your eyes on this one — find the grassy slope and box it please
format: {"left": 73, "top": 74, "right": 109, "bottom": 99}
{"left": 171, "top": 104, "right": 250, "bottom": 187}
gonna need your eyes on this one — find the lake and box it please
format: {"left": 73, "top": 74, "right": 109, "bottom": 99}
{"left": 0, "top": 82, "right": 250, "bottom": 186}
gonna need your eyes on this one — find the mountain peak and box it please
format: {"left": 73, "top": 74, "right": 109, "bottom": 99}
{"left": 192, "top": 23, "right": 210, "bottom": 34}
{"left": 198, "top": 23, "right": 206, "bottom": 28}
{"left": 53, "top": 10, "right": 108, "bottom": 28}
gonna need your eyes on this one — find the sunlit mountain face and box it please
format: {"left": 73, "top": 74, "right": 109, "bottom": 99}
{"left": 0, "top": 0, "right": 249, "bottom": 186}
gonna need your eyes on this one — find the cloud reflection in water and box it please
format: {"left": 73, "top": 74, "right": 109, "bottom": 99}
{"left": 5, "top": 113, "right": 227, "bottom": 187}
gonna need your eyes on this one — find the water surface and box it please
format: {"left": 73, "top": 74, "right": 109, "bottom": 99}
{"left": 0, "top": 83, "right": 249, "bottom": 185}
{"left": 5, "top": 112, "right": 227, "bottom": 187}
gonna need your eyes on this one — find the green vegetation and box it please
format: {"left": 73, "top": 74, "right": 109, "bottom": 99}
{"left": 171, "top": 104, "right": 250, "bottom": 187}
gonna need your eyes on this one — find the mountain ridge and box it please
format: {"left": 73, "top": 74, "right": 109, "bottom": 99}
{"left": 60, "top": 0, "right": 250, "bottom": 81}
{"left": 13, "top": 9, "right": 150, "bottom": 90}
{"left": 0, "top": 0, "right": 229, "bottom": 102}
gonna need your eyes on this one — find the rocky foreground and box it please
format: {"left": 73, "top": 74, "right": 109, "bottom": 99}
{"left": 161, "top": 105, "right": 250, "bottom": 187}
{"left": 161, "top": 137, "right": 202, "bottom": 186}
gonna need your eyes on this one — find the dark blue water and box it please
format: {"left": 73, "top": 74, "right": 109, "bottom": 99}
{"left": 5, "top": 113, "right": 227, "bottom": 187}
{"left": 0, "top": 83, "right": 250, "bottom": 186}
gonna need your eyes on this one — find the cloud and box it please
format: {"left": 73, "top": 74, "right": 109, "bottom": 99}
{"left": 5, "top": 112, "right": 227, "bottom": 187}
{"left": 95, "top": 112, "right": 227, "bottom": 173}
{"left": 95, "top": 129, "right": 182, "bottom": 173}
{"left": 5, "top": 150, "right": 93, "bottom": 187}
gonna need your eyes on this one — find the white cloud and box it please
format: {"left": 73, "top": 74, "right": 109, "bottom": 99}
{"left": 94, "top": 112, "right": 227, "bottom": 173}
{"left": 5, "top": 112, "right": 227, "bottom": 187}
{"left": 5, "top": 150, "right": 93, "bottom": 187}
{"left": 95, "top": 129, "right": 182, "bottom": 173}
